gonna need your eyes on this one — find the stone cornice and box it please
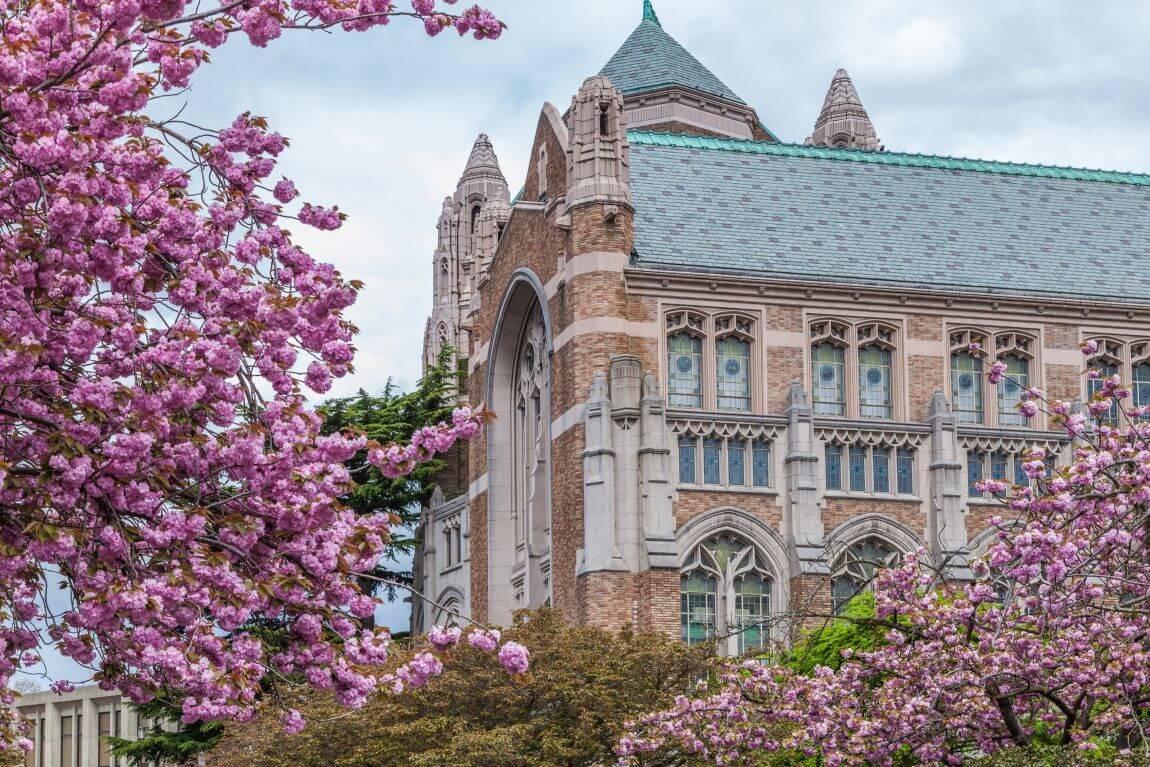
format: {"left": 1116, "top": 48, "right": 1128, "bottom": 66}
{"left": 624, "top": 268, "right": 1150, "bottom": 325}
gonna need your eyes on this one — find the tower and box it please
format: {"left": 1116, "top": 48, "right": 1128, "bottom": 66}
{"left": 805, "top": 68, "right": 882, "bottom": 151}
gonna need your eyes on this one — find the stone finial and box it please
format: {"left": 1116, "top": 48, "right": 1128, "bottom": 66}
{"left": 459, "top": 133, "right": 507, "bottom": 185}
{"left": 805, "top": 68, "right": 882, "bottom": 152}
{"left": 566, "top": 76, "right": 631, "bottom": 211}
{"left": 788, "top": 379, "right": 808, "bottom": 408}
{"left": 642, "top": 0, "right": 660, "bottom": 26}
{"left": 589, "top": 370, "right": 609, "bottom": 402}
{"left": 928, "top": 389, "right": 951, "bottom": 417}
{"left": 642, "top": 371, "right": 662, "bottom": 399}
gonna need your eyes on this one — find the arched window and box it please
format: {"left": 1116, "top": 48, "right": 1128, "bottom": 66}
{"left": 512, "top": 304, "right": 546, "bottom": 550}
{"left": 949, "top": 330, "right": 987, "bottom": 424}
{"left": 996, "top": 355, "right": 1030, "bottom": 426}
{"left": 856, "top": 322, "right": 896, "bottom": 420}
{"left": 715, "top": 315, "right": 753, "bottom": 412}
{"left": 810, "top": 320, "right": 849, "bottom": 417}
{"left": 537, "top": 144, "right": 548, "bottom": 201}
{"left": 470, "top": 204, "right": 481, "bottom": 235}
{"left": 831, "top": 537, "right": 901, "bottom": 614}
{"left": 680, "top": 534, "right": 774, "bottom": 654}
{"left": 1086, "top": 339, "right": 1123, "bottom": 425}
{"left": 666, "top": 311, "right": 705, "bottom": 409}
{"left": 1133, "top": 342, "right": 1150, "bottom": 412}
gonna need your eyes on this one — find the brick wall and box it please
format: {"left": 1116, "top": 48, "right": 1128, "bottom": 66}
{"left": 637, "top": 569, "right": 681, "bottom": 638}
{"left": 908, "top": 314, "right": 943, "bottom": 341}
{"left": 551, "top": 426, "right": 586, "bottom": 624}
{"left": 768, "top": 305, "right": 803, "bottom": 333}
{"left": 766, "top": 345, "right": 804, "bottom": 412}
{"left": 469, "top": 491, "right": 488, "bottom": 623}
{"left": 908, "top": 354, "right": 944, "bottom": 421}
{"left": 1045, "top": 323, "right": 1079, "bottom": 350}
{"left": 674, "top": 489, "right": 782, "bottom": 529}
{"left": 822, "top": 498, "right": 926, "bottom": 540}
{"left": 578, "top": 570, "right": 637, "bottom": 628}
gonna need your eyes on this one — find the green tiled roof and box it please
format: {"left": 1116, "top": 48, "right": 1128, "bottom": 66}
{"left": 599, "top": 7, "right": 745, "bottom": 105}
{"left": 628, "top": 131, "right": 1150, "bottom": 302}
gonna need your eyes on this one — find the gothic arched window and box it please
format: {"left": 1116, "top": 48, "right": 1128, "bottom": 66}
{"left": 996, "top": 355, "right": 1030, "bottom": 426}
{"left": 1133, "top": 342, "right": 1150, "bottom": 412}
{"left": 856, "top": 322, "right": 896, "bottom": 420}
{"left": 715, "top": 315, "right": 753, "bottom": 412}
{"left": 511, "top": 303, "right": 546, "bottom": 549}
{"left": 810, "top": 320, "right": 849, "bottom": 417}
{"left": 680, "top": 534, "right": 774, "bottom": 655}
{"left": 1086, "top": 339, "right": 1123, "bottom": 425}
{"left": 470, "top": 204, "right": 481, "bottom": 235}
{"left": 666, "top": 311, "right": 705, "bottom": 409}
{"left": 950, "top": 341, "right": 985, "bottom": 424}
{"left": 831, "top": 537, "right": 901, "bottom": 614}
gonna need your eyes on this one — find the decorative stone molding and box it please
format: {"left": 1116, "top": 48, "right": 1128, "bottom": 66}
{"left": 824, "top": 513, "right": 924, "bottom": 563}
{"left": 956, "top": 428, "right": 1068, "bottom": 455}
{"left": 667, "top": 413, "right": 783, "bottom": 441}
{"left": 814, "top": 420, "right": 928, "bottom": 448}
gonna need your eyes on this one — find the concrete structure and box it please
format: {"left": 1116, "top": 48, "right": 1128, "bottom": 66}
{"left": 14, "top": 686, "right": 141, "bottom": 767}
{"left": 412, "top": 1, "right": 1150, "bottom": 649}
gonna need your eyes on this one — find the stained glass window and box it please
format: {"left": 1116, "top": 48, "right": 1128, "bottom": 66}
{"left": 1088, "top": 358, "right": 1120, "bottom": 425}
{"left": 825, "top": 444, "right": 843, "bottom": 490}
{"left": 990, "top": 451, "right": 1009, "bottom": 497}
{"left": 849, "top": 445, "right": 867, "bottom": 491}
{"left": 752, "top": 440, "right": 770, "bottom": 487}
{"left": 716, "top": 336, "right": 751, "bottom": 411}
{"left": 896, "top": 449, "right": 914, "bottom": 494}
{"left": 967, "top": 451, "right": 985, "bottom": 496}
{"left": 858, "top": 346, "right": 893, "bottom": 419}
{"left": 997, "top": 355, "right": 1030, "bottom": 426}
{"left": 1131, "top": 365, "right": 1150, "bottom": 413}
{"left": 735, "top": 575, "right": 771, "bottom": 654}
{"left": 1014, "top": 453, "right": 1029, "bottom": 487}
{"left": 951, "top": 352, "right": 984, "bottom": 424}
{"left": 668, "top": 332, "right": 703, "bottom": 408}
{"left": 678, "top": 435, "right": 697, "bottom": 484}
{"left": 680, "top": 572, "right": 717, "bottom": 645}
{"left": 812, "top": 343, "right": 845, "bottom": 416}
{"left": 703, "top": 438, "right": 722, "bottom": 485}
{"left": 728, "top": 440, "right": 746, "bottom": 486}
{"left": 1135, "top": 363, "right": 1150, "bottom": 412}
{"left": 872, "top": 447, "right": 890, "bottom": 493}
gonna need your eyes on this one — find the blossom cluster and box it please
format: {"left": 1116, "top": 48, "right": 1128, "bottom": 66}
{"left": 621, "top": 344, "right": 1150, "bottom": 765}
{"left": 0, "top": 0, "right": 500, "bottom": 747}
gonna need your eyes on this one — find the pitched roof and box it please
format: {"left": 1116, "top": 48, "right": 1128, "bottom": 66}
{"left": 459, "top": 133, "right": 505, "bottom": 184}
{"left": 627, "top": 131, "right": 1150, "bottom": 302}
{"left": 599, "top": 3, "right": 745, "bottom": 105}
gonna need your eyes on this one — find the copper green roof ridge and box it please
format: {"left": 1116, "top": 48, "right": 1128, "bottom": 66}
{"left": 628, "top": 129, "right": 1150, "bottom": 186}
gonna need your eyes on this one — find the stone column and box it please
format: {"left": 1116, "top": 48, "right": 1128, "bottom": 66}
{"left": 638, "top": 373, "right": 677, "bottom": 569}
{"left": 578, "top": 371, "right": 625, "bottom": 574}
{"left": 927, "top": 389, "right": 971, "bottom": 579}
{"left": 81, "top": 694, "right": 97, "bottom": 767}
{"left": 609, "top": 356, "right": 643, "bottom": 571}
{"left": 784, "top": 381, "right": 826, "bottom": 576}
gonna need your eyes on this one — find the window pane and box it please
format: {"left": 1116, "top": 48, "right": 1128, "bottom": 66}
{"left": 728, "top": 440, "right": 746, "bottom": 485}
{"left": 1135, "top": 363, "right": 1150, "bottom": 411}
{"left": 896, "top": 449, "right": 914, "bottom": 494}
{"left": 668, "top": 333, "right": 703, "bottom": 408}
{"left": 825, "top": 444, "right": 842, "bottom": 490}
{"left": 678, "top": 436, "right": 696, "bottom": 484}
{"left": 1088, "top": 359, "right": 1119, "bottom": 424}
{"left": 849, "top": 446, "right": 867, "bottom": 491}
{"left": 812, "top": 343, "right": 845, "bottom": 416}
{"left": 716, "top": 337, "right": 751, "bottom": 411}
{"left": 735, "top": 575, "right": 770, "bottom": 654}
{"left": 680, "top": 572, "right": 717, "bottom": 645}
{"left": 997, "top": 356, "right": 1030, "bottom": 426}
{"left": 951, "top": 352, "right": 984, "bottom": 424}
{"left": 990, "top": 451, "right": 1009, "bottom": 497}
{"left": 703, "top": 438, "right": 721, "bottom": 485}
{"left": 752, "top": 440, "right": 770, "bottom": 487}
{"left": 1013, "top": 453, "right": 1028, "bottom": 487}
{"left": 967, "top": 451, "right": 984, "bottom": 496}
{"left": 872, "top": 448, "right": 890, "bottom": 493}
{"left": 60, "top": 716, "right": 72, "bottom": 767}
{"left": 858, "top": 346, "right": 893, "bottom": 419}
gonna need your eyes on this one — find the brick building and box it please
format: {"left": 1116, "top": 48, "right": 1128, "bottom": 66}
{"left": 412, "top": 0, "right": 1150, "bottom": 651}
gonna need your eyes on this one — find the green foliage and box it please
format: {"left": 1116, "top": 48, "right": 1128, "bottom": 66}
{"left": 107, "top": 697, "right": 224, "bottom": 767}
{"left": 209, "top": 609, "right": 714, "bottom": 767}
{"left": 967, "top": 742, "right": 1147, "bottom": 766}
{"left": 786, "top": 591, "right": 885, "bottom": 674}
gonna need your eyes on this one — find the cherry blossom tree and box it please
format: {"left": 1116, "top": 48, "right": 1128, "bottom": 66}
{"left": 621, "top": 344, "right": 1150, "bottom": 766}
{"left": 0, "top": 0, "right": 509, "bottom": 753}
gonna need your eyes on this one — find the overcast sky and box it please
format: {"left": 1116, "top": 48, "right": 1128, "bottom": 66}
{"left": 29, "top": 0, "right": 1150, "bottom": 685}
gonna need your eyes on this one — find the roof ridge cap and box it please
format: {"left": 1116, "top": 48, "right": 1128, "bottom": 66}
{"left": 627, "top": 130, "right": 1150, "bottom": 186}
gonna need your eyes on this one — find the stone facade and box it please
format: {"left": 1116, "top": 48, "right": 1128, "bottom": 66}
{"left": 411, "top": 1, "right": 1150, "bottom": 650}
{"left": 14, "top": 685, "right": 151, "bottom": 767}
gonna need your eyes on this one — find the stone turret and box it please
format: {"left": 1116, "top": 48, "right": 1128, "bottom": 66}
{"left": 566, "top": 76, "right": 631, "bottom": 212}
{"left": 927, "top": 389, "right": 970, "bottom": 579}
{"left": 806, "top": 68, "right": 883, "bottom": 151}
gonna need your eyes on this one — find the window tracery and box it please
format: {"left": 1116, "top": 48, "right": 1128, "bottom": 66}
{"left": 830, "top": 536, "right": 901, "bottom": 614}
{"left": 810, "top": 319, "right": 898, "bottom": 420}
{"left": 680, "top": 533, "right": 774, "bottom": 654}
{"left": 1086, "top": 337, "right": 1124, "bottom": 425}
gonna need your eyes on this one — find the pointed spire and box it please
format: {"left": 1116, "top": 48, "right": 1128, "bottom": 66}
{"left": 805, "top": 68, "right": 882, "bottom": 152}
{"left": 642, "top": 0, "right": 660, "bottom": 26}
{"left": 459, "top": 133, "right": 506, "bottom": 184}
